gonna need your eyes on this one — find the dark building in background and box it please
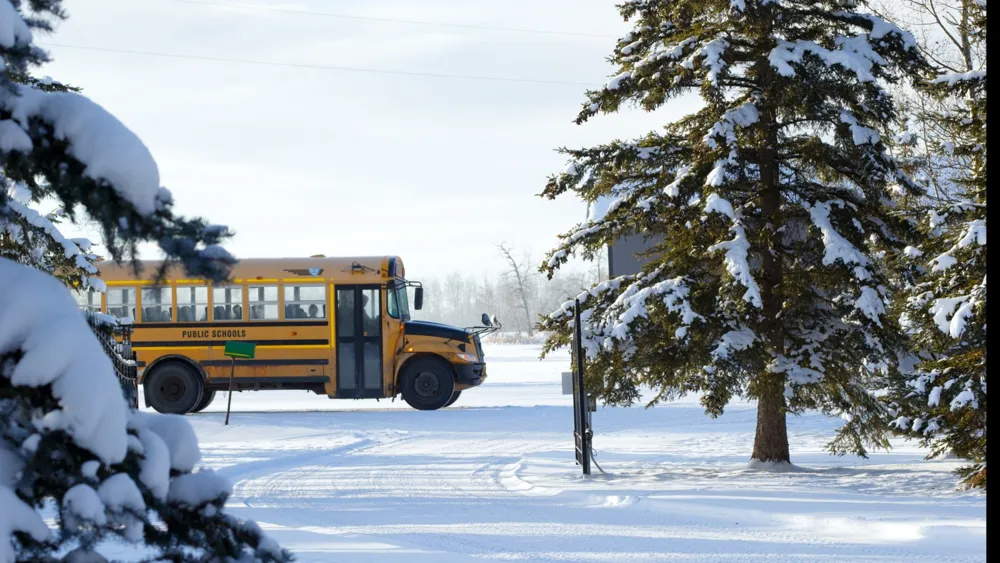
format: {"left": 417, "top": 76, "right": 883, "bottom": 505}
{"left": 607, "top": 233, "right": 662, "bottom": 278}
{"left": 587, "top": 197, "right": 662, "bottom": 278}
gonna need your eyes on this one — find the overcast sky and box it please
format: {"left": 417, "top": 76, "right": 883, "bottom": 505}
{"left": 40, "top": 0, "right": 688, "bottom": 279}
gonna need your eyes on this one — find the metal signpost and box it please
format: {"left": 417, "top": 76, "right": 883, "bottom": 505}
{"left": 563, "top": 299, "right": 595, "bottom": 476}
{"left": 223, "top": 341, "right": 256, "bottom": 425}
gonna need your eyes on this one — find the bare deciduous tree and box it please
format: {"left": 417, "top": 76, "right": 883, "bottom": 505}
{"left": 496, "top": 242, "right": 537, "bottom": 337}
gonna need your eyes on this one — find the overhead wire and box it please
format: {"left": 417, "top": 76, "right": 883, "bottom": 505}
{"left": 38, "top": 42, "right": 601, "bottom": 87}
{"left": 166, "top": 0, "right": 620, "bottom": 39}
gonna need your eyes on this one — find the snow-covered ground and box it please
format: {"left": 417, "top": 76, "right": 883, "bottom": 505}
{"left": 132, "top": 344, "right": 984, "bottom": 562}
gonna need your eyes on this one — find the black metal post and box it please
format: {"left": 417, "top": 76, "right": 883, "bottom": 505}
{"left": 224, "top": 357, "right": 235, "bottom": 425}
{"left": 573, "top": 299, "right": 591, "bottom": 475}
{"left": 131, "top": 351, "right": 139, "bottom": 409}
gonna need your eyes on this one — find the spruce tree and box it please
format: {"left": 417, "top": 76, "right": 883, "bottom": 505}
{"left": 539, "top": 0, "right": 927, "bottom": 464}
{"left": 2, "top": 1, "right": 291, "bottom": 559}
{"left": 886, "top": 0, "right": 986, "bottom": 488}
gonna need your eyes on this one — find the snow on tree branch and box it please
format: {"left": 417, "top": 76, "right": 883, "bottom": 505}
{"left": 930, "top": 69, "right": 987, "bottom": 87}
{"left": 2, "top": 194, "right": 103, "bottom": 285}
{"left": 7, "top": 88, "right": 162, "bottom": 215}
{"left": 0, "top": 257, "right": 130, "bottom": 463}
{"left": 0, "top": 487, "right": 51, "bottom": 563}
{"left": 0, "top": 0, "right": 33, "bottom": 49}
{"left": 708, "top": 223, "right": 762, "bottom": 308}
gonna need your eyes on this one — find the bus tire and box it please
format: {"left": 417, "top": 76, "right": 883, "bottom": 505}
{"left": 191, "top": 390, "right": 216, "bottom": 413}
{"left": 444, "top": 390, "right": 461, "bottom": 408}
{"left": 400, "top": 357, "right": 456, "bottom": 411}
{"left": 144, "top": 362, "right": 204, "bottom": 414}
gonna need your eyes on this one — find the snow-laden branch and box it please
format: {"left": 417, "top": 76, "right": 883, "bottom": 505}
{"left": 805, "top": 200, "right": 873, "bottom": 281}
{"left": 5, "top": 87, "right": 164, "bottom": 215}
{"left": 930, "top": 219, "right": 986, "bottom": 273}
{"left": 929, "top": 293, "right": 981, "bottom": 339}
{"left": 931, "top": 70, "right": 987, "bottom": 86}
{"left": 0, "top": 258, "right": 129, "bottom": 463}
{"left": 708, "top": 223, "right": 762, "bottom": 308}
{"left": 0, "top": 0, "right": 34, "bottom": 49}
{"left": 2, "top": 198, "right": 99, "bottom": 274}
{"left": 770, "top": 37, "right": 885, "bottom": 82}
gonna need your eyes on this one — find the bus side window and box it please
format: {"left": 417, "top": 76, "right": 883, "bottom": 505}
{"left": 248, "top": 286, "right": 278, "bottom": 320}
{"left": 213, "top": 286, "right": 244, "bottom": 321}
{"left": 106, "top": 287, "right": 136, "bottom": 322}
{"left": 141, "top": 287, "right": 172, "bottom": 322}
{"left": 284, "top": 285, "right": 325, "bottom": 320}
{"left": 72, "top": 288, "right": 101, "bottom": 314}
{"left": 177, "top": 286, "right": 208, "bottom": 321}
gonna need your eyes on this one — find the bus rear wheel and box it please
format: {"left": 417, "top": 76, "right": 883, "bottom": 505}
{"left": 144, "top": 362, "right": 203, "bottom": 414}
{"left": 401, "top": 358, "right": 456, "bottom": 411}
{"left": 191, "top": 390, "right": 216, "bottom": 413}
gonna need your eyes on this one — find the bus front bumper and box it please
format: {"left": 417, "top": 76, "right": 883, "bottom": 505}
{"left": 454, "top": 362, "right": 487, "bottom": 387}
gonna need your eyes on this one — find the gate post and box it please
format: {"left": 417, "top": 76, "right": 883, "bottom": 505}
{"left": 572, "top": 299, "right": 592, "bottom": 476}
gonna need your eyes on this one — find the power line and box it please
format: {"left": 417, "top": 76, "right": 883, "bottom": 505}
{"left": 167, "top": 0, "right": 619, "bottom": 39}
{"left": 38, "top": 42, "right": 599, "bottom": 87}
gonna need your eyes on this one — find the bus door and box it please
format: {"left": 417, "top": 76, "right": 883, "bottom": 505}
{"left": 334, "top": 285, "right": 383, "bottom": 398}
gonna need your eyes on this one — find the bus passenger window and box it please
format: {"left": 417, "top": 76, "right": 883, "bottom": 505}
{"left": 72, "top": 288, "right": 102, "bottom": 314}
{"left": 106, "top": 288, "right": 135, "bottom": 321}
{"left": 213, "top": 286, "right": 244, "bottom": 321}
{"left": 248, "top": 285, "right": 278, "bottom": 320}
{"left": 284, "top": 285, "right": 326, "bottom": 320}
{"left": 141, "top": 287, "right": 172, "bottom": 322}
{"left": 177, "top": 286, "right": 208, "bottom": 321}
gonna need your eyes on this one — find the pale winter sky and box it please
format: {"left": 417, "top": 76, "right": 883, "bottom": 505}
{"left": 40, "top": 0, "right": 690, "bottom": 279}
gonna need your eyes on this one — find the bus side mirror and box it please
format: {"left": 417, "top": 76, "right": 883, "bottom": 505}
{"left": 414, "top": 287, "right": 423, "bottom": 310}
{"left": 481, "top": 313, "right": 491, "bottom": 327}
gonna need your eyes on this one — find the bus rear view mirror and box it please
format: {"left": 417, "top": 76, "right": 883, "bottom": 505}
{"left": 414, "top": 286, "right": 424, "bottom": 310}
{"left": 481, "top": 313, "right": 492, "bottom": 327}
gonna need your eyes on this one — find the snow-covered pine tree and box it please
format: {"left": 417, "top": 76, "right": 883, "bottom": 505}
{"left": 2, "top": 263, "right": 292, "bottom": 562}
{"left": 887, "top": 0, "right": 986, "bottom": 489}
{"left": 539, "top": 0, "right": 927, "bottom": 464}
{"left": 2, "top": 1, "right": 291, "bottom": 559}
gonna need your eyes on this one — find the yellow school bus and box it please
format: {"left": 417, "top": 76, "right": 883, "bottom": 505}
{"left": 75, "top": 255, "right": 495, "bottom": 413}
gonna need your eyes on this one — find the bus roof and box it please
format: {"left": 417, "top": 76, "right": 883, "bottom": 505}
{"left": 95, "top": 255, "right": 405, "bottom": 283}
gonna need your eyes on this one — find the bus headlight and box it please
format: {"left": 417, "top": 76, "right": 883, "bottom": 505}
{"left": 456, "top": 352, "right": 478, "bottom": 363}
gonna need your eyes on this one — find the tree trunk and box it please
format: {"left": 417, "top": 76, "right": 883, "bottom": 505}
{"left": 751, "top": 374, "right": 790, "bottom": 463}
{"left": 518, "top": 289, "right": 534, "bottom": 338}
{"left": 752, "top": 11, "right": 790, "bottom": 464}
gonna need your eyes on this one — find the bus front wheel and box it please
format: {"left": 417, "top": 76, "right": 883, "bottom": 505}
{"left": 400, "top": 358, "right": 456, "bottom": 411}
{"left": 144, "top": 362, "right": 204, "bottom": 414}
{"left": 444, "top": 390, "right": 461, "bottom": 408}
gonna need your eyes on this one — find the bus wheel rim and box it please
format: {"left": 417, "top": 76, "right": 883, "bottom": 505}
{"left": 413, "top": 371, "right": 440, "bottom": 398}
{"left": 160, "top": 375, "right": 186, "bottom": 403}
